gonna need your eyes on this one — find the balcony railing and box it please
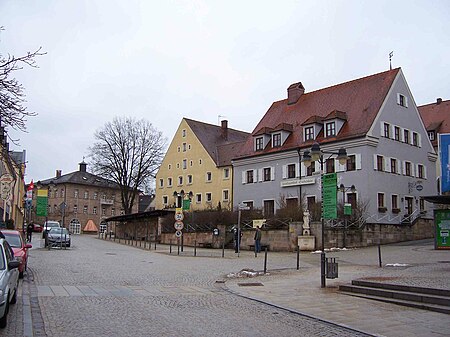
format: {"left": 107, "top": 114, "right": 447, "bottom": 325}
{"left": 100, "top": 198, "right": 114, "bottom": 205}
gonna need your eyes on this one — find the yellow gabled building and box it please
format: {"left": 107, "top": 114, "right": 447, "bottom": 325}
{"left": 155, "top": 118, "right": 249, "bottom": 211}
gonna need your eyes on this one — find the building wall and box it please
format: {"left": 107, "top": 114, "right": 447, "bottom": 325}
{"left": 156, "top": 119, "right": 234, "bottom": 211}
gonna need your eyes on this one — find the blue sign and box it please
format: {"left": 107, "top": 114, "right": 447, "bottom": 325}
{"left": 439, "top": 134, "right": 450, "bottom": 193}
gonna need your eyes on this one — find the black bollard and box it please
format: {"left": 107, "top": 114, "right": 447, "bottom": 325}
{"left": 194, "top": 240, "right": 197, "bottom": 257}
{"left": 264, "top": 247, "right": 268, "bottom": 274}
{"left": 222, "top": 241, "right": 225, "bottom": 258}
{"left": 170, "top": 240, "right": 172, "bottom": 254}
{"left": 297, "top": 245, "right": 300, "bottom": 270}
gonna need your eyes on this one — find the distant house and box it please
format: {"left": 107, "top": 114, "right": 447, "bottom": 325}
{"left": 232, "top": 68, "right": 437, "bottom": 224}
{"left": 33, "top": 161, "right": 139, "bottom": 233}
{"left": 418, "top": 98, "right": 450, "bottom": 193}
{"left": 155, "top": 119, "right": 249, "bottom": 211}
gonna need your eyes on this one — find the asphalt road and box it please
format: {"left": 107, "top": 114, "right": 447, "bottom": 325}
{"left": 1, "top": 235, "right": 371, "bottom": 337}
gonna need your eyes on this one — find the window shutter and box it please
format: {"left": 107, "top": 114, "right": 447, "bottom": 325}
{"left": 400, "top": 128, "right": 405, "bottom": 142}
{"left": 258, "top": 169, "right": 263, "bottom": 182}
{"left": 424, "top": 165, "right": 427, "bottom": 179}
{"left": 385, "top": 158, "right": 391, "bottom": 172}
{"left": 405, "top": 96, "right": 409, "bottom": 107}
{"left": 402, "top": 161, "right": 406, "bottom": 175}
{"left": 271, "top": 167, "right": 275, "bottom": 181}
{"left": 296, "top": 163, "right": 300, "bottom": 178}
{"left": 380, "top": 122, "right": 384, "bottom": 136}
{"left": 410, "top": 163, "right": 415, "bottom": 177}
{"left": 373, "top": 154, "right": 378, "bottom": 170}
{"left": 242, "top": 171, "right": 246, "bottom": 184}
{"left": 355, "top": 154, "right": 362, "bottom": 170}
{"left": 282, "top": 165, "right": 287, "bottom": 179}
{"left": 418, "top": 133, "right": 422, "bottom": 147}
{"left": 415, "top": 164, "right": 419, "bottom": 178}
{"left": 301, "top": 163, "right": 306, "bottom": 177}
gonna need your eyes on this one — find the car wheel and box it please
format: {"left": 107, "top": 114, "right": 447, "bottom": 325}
{"left": 0, "top": 296, "right": 9, "bottom": 328}
{"left": 10, "top": 288, "right": 17, "bottom": 305}
{"left": 19, "top": 271, "right": 24, "bottom": 279}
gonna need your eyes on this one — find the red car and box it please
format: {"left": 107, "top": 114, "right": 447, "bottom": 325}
{"left": 1, "top": 230, "right": 32, "bottom": 278}
{"left": 33, "top": 224, "right": 43, "bottom": 232}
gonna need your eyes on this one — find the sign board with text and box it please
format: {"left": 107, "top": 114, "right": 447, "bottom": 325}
{"left": 322, "top": 173, "right": 337, "bottom": 219}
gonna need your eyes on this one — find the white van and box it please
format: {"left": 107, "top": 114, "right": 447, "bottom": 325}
{"left": 42, "top": 221, "right": 61, "bottom": 238}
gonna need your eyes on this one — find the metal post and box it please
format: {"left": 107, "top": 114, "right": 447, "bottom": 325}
{"left": 194, "top": 240, "right": 197, "bottom": 257}
{"left": 154, "top": 240, "right": 156, "bottom": 250}
{"left": 177, "top": 238, "right": 180, "bottom": 255}
{"left": 297, "top": 245, "right": 300, "bottom": 270}
{"left": 237, "top": 209, "right": 241, "bottom": 257}
{"left": 170, "top": 240, "right": 172, "bottom": 254}
{"left": 263, "top": 247, "right": 268, "bottom": 274}
{"left": 222, "top": 240, "right": 225, "bottom": 258}
{"left": 181, "top": 234, "right": 184, "bottom": 252}
{"left": 378, "top": 224, "right": 382, "bottom": 267}
{"left": 320, "top": 159, "right": 326, "bottom": 288}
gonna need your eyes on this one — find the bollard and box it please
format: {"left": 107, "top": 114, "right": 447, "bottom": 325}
{"left": 194, "top": 240, "right": 197, "bottom": 257}
{"left": 177, "top": 239, "right": 180, "bottom": 256}
{"left": 263, "top": 247, "right": 268, "bottom": 274}
{"left": 154, "top": 241, "right": 156, "bottom": 250}
{"left": 297, "top": 245, "right": 300, "bottom": 270}
{"left": 170, "top": 240, "right": 172, "bottom": 254}
{"left": 181, "top": 235, "right": 184, "bottom": 252}
{"left": 222, "top": 241, "right": 225, "bottom": 258}
{"left": 378, "top": 243, "right": 382, "bottom": 267}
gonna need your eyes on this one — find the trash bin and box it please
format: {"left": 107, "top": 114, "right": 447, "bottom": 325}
{"left": 326, "top": 257, "right": 338, "bottom": 279}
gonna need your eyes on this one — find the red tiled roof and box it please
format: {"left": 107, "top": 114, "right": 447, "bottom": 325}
{"left": 185, "top": 119, "right": 250, "bottom": 166}
{"left": 418, "top": 99, "right": 450, "bottom": 146}
{"left": 235, "top": 68, "right": 401, "bottom": 159}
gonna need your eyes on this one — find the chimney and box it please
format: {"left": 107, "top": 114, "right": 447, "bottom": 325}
{"left": 221, "top": 120, "right": 228, "bottom": 140}
{"left": 437, "top": 98, "right": 442, "bottom": 105}
{"left": 56, "top": 170, "right": 62, "bottom": 178}
{"left": 287, "top": 82, "right": 305, "bottom": 105}
{"left": 79, "top": 161, "right": 87, "bottom": 172}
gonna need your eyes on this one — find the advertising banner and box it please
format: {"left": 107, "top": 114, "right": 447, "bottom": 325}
{"left": 434, "top": 209, "right": 450, "bottom": 250}
{"left": 36, "top": 188, "right": 48, "bottom": 217}
{"left": 439, "top": 133, "right": 450, "bottom": 193}
{"left": 322, "top": 173, "right": 337, "bottom": 219}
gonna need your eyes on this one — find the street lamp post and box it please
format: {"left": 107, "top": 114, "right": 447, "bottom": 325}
{"left": 302, "top": 142, "right": 348, "bottom": 288}
{"left": 339, "top": 184, "right": 356, "bottom": 248}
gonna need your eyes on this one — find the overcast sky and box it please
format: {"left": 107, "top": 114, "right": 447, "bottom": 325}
{"left": 1, "top": 0, "right": 449, "bottom": 183}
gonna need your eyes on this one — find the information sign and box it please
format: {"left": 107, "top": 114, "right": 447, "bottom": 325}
{"left": 175, "top": 230, "right": 182, "bottom": 238}
{"left": 435, "top": 209, "right": 450, "bottom": 250}
{"left": 174, "top": 221, "right": 184, "bottom": 231}
{"left": 322, "top": 173, "right": 337, "bottom": 219}
{"left": 174, "top": 212, "right": 184, "bottom": 221}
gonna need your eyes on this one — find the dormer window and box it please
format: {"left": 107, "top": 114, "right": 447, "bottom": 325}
{"left": 272, "top": 133, "right": 282, "bottom": 147}
{"left": 304, "top": 126, "right": 314, "bottom": 141}
{"left": 255, "top": 137, "right": 264, "bottom": 151}
{"left": 325, "top": 122, "right": 336, "bottom": 137}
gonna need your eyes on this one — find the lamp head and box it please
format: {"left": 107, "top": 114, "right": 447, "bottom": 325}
{"left": 301, "top": 150, "right": 312, "bottom": 167}
{"left": 350, "top": 185, "right": 356, "bottom": 192}
{"left": 337, "top": 148, "right": 348, "bottom": 165}
{"left": 310, "top": 143, "right": 321, "bottom": 161}
{"left": 339, "top": 183, "right": 345, "bottom": 192}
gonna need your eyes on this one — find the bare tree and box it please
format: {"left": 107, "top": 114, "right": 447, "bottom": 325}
{"left": 89, "top": 117, "right": 167, "bottom": 214}
{"left": 0, "top": 27, "right": 46, "bottom": 131}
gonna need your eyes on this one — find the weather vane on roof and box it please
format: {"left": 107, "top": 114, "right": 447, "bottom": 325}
{"left": 389, "top": 51, "right": 394, "bottom": 70}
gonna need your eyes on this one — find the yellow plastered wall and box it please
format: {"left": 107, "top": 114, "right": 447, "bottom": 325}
{"left": 155, "top": 119, "right": 234, "bottom": 211}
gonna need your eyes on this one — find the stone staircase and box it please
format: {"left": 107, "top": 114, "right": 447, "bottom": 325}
{"left": 339, "top": 280, "right": 450, "bottom": 314}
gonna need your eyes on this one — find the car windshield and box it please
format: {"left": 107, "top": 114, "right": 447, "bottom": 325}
{"left": 49, "top": 228, "right": 69, "bottom": 235}
{"left": 0, "top": 247, "right": 5, "bottom": 270}
{"left": 2, "top": 232, "right": 22, "bottom": 248}
{"left": 46, "top": 222, "right": 60, "bottom": 228}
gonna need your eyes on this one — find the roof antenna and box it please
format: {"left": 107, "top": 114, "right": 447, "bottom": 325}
{"left": 389, "top": 51, "right": 393, "bottom": 70}
{"left": 218, "top": 115, "right": 226, "bottom": 125}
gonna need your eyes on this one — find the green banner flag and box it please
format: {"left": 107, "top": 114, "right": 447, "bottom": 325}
{"left": 182, "top": 199, "right": 191, "bottom": 211}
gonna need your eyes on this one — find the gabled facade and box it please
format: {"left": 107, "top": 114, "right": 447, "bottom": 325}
{"left": 155, "top": 119, "right": 249, "bottom": 211}
{"left": 233, "top": 68, "right": 437, "bottom": 224}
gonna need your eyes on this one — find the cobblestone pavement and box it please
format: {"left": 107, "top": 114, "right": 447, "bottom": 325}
{"left": 1, "top": 235, "right": 371, "bottom": 337}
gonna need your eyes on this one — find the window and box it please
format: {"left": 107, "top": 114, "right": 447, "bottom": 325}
{"left": 390, "top": 158, "right": 397, "bottom": 174}
{"left": 223, "top": 190, "right": 229, "bottom": 201}
{"left": 159, "top": 179, "right": 164, "bottom": 188}
{"left": 377, "top": 193, "right": 385, "bottom": 208}
{"left": 83, "top": 205, "right": 88, "bottom": 214}
{"left": 168, "top": 164, "right": 172, "bottom": 170}
{"left": 206, "top": 172, "right": 212, "bottom": 182}
{"left": 93, "top": 192, "right": 98, "bottom": 200}
{"left": 199, "top": 159, "right": 202, "bottom": 165}
{"left": 93, "top": 207, "right": 97, "bottom": 215}
{"left": 187, "top": 175, "right": 193, "bottom": 184}
{"left": 263, "top": 167, "right": 271, "bottom": 181}
{"left": 74, "top": 189, "right": 79, "bottom": 198}
{"left": 287, "top": 164, "right": 296, "bottom": 178}
{"left": 177, "top": 147, "right": 180, "bottom": 152}
{"left": 61, "top": 189, "right": 65, "bottom": 198}
{"left": 383, "top": 123, "right": 390, "bottom": 138}
{"left": 325, "top": 122, "right": 336, "bottom": 137}
{"left": 182, "top": 143, "right": 187, "bottom": 152}
{"left": 391, "top": 195, "right": 398, "bottom": 210}
{"left": 111, "top": 208, "right": 116, "bottom": 216}
{"left": 346, "top": 155, "right": 356, "bottom": 171}
{"left": 223, "top": 168, "right": 230, "bottom": 179}
{"left": 304, "top": 126, "right": 314, "bottom": 141}
{"left": 190, "top": 160, "right": 193, "bottom": 167}
{"left": 398, "top": 94, "right": 407, "bottom": 107}
{"left": 176, "top": 163, "right": 180, "bottom": 169}
{"left": 163, "top": 196, "right": 168, "bottom": 205}
{"left": 255, "top": 137, "right": 264, "bottom": 151}
{"left": 419, "top": 199, "right": 425, "bottom": 212}
{"left": 73, "top": 205, "right": 78, "bottom": 213}
{"left": 206, "top": 193, "right": 212, "bottom": 203}
{"left": 182, "top": 129, "right": 186, "bottom": 137}
{"left": 428, "top": 131, "right": 435, "bottom": 141}
{"left": 168, "top": 178, "right": 172, "bottom": 187}
{"left": 394, "top": 126, "right": 400, "bottom": 141}
{"left": 306, "top": 163, "right": 315, "bottom": 176}
{"left": 286, "top": 198, "right": 298, "bottom": 208}
{"left": 404, "top": 129, "right": 410, "bottom": 144}
{"left": 182, "top": 159, "right": 187, "bottom": 169}
{"left": 413, "top": 132, "right": 418, "bottom": 146}
{"left": 405, "top": 161, "right": 412, "bottom": 176}
{"left": 246, "top": 170, "right": 254, "bottom": 183}
{"left": 417, "top": 164, "right": 424, "bottom": 179}
{"left": 263, "top": 200, "right": 275, "bottom": 217}
{"left": 102, "top": 208, "right": 106, "bottom": 216}
{"left": 377, "top": 155, "right": 384, "bottom": 171}
{"left": 55, "top": 189, "right": 58, "bottom": 198}
{"left": 272, "top": 133, "right": 281, "bottom": 147}
{"left": 326, "top": 158, "right": 335, "bottom": 173}
{"left": 84, "top": 191, "right": 89, "bottom": 199}
{"left": 196, "top": 193, "right": 202, "bottom": 203}
{"left": 178, "top": 176, "right": 183, "bottom": 186}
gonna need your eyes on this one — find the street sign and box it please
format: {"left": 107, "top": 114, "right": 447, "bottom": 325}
{"left": 322, "top": 173, "right": 337, "bottom": 219}
{"left": 174, "top": 221, "right": 184, "bottom": 231}
{"left": 238, "top": 203, "right": 250, "bottom": 210}
{"left": 174, "top": 212, "right": 184, "bottom": 221}
{"left": 182, "top": 199, "right": 191, "bottom": 211}
{"left": 175, "top": 230, "right": 182, "bottom": 238}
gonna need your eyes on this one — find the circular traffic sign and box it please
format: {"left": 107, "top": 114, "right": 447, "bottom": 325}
{"left": 174, "top": 221, "right": 184, "bottom": 231}
{"left": 175, "top": 230, "right": 182, "bottom": 238}
{"left": 174, "top": 212, "right": 184, "bottom": 221}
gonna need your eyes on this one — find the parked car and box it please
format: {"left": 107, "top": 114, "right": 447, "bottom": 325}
{"left": 46, "top": 227, "right": 71, "bottom": 248}
{"left": 0, "top": 230, "right": 32, "bottom": 278}
{"left": 0, "top": 238, "right": 19, "bottom": 328}
{"left": 42, "top": 221, "right": 61, "bottom": 238}
{"left": 33, "top": 224, "right": 43, "bottom": 232}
